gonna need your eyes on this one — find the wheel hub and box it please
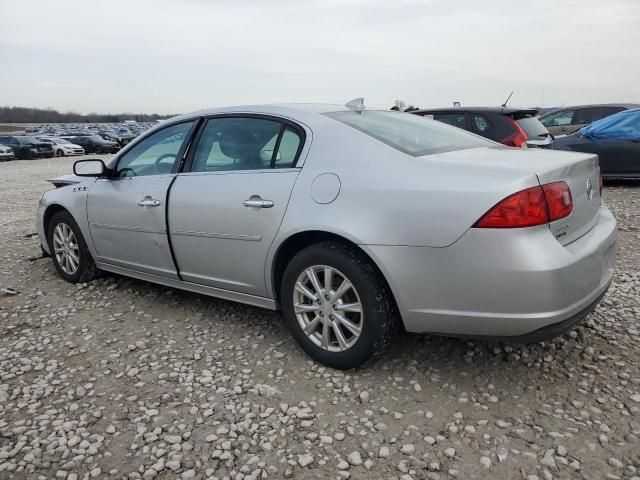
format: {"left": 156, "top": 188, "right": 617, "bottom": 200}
{"left": 293, "top": 265, "right": 363, "bottom": 352}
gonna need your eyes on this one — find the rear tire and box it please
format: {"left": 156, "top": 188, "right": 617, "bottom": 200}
{"left": 47, "top": 211, "right": 99, "bottom": 283}
{"left": 94, "top": 146, "right": 102, "bottom": 154}
{"left": 281, "top": 241, "right": 398, "bottom": 369}
{"left": 22, "top": 149, "right": 31, "bottom": 160}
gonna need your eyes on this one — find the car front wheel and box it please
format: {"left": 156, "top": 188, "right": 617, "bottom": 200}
{"left": 281, "top": 241, "right": 398, "bottom": 369}
{"left": 47, "top": 211, "right": 99, "bottom": 283}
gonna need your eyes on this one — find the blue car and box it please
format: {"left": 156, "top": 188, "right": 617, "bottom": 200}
{"left": 553, "top": 108, "right": 640, "bottom": 179}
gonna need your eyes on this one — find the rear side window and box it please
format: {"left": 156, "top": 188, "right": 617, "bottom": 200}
{"left": 472, "top": 114, "right": 492, "bottom": 133}
{"left": 190, "top": 117, "right": 303, "bottom": 172}
{"left": 575, "top": 107, "right": 625, "bottom": 124}
{"left": 433, "top": 113, "right": 467, "bottom": 130}
{"left": 325, "top": 110, "right": 492, "bottom": 156}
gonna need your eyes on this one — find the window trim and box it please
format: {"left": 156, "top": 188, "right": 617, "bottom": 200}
{"left": 112, "top": 119, "right": 199, "bottom": 178}
{"left": 182, "top": 113, "right": 306, "bottom": 173}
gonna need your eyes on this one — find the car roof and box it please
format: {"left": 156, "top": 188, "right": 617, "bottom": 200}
{"left": 413, "top": 107, "right": 537, "bottom": 115}
{"left": 552, "top": 103, "right": 639, "bottom": 109}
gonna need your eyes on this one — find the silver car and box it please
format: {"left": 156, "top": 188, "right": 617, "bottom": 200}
{"left": 36, "top": 102, "right": 617, "bottom": 369}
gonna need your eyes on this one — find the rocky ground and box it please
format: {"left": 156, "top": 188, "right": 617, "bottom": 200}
{"left": 0, "top": 156, "right": 639, "bottom": 480}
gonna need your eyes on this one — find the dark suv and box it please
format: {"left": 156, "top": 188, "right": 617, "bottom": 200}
{"left": 0, "top": 135, "right": 54, "bottom": 159}
{"left": 64, "top": 135, "right": 120, "bottom": 154}
{"left": 411, "top": 107, "right": 552, "bottom": 148}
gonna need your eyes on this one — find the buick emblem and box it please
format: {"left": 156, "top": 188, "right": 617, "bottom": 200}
{"left": 586, "top": 178, "right": 594, "bottom": 200}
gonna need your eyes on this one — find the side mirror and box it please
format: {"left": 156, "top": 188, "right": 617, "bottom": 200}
{"left": 74, "top": 159, "right": 107, "bottom": 177}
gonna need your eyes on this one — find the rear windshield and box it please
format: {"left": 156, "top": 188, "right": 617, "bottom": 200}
{"left": 325, "top": 110, "right": 492, "bottom": 156}
{"left": 515, "top": 116, "right": 549, "bottom": 138}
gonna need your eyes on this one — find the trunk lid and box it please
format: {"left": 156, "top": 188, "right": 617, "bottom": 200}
{"left": 431, "top": 146, "right": 602, "bottom": 245}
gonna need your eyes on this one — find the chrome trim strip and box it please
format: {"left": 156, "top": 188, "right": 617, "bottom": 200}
{"left": 170, "top": 229, "right": 262, "bottom": 242}
{"left": 90, "top": 223, "right": 165, "bottom": 234}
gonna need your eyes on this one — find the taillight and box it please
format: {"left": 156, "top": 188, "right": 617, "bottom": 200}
{"left": 501, "top": 117, "right": 529, "bottom": 148}
{"left": 542, "top": 182, "right": 573, "bottom": 221}
{"left": 474, "top": 182, "right": 573, "bottom": 228}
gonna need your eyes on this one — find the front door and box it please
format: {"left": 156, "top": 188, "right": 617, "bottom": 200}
{"left": 87, "top": 120, "right": 197, "bottom": 278}
{"left": 168, "top": 116, "right": 305, "bottom": 296}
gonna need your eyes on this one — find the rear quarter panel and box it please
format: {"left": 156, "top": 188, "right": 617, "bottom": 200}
{"left": 268, "top": 118, "right": 540, "bottom": 281}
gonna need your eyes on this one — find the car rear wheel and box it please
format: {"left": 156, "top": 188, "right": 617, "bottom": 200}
{"left": 281, "top": 241, "right": 398, "bottom": 369}
{"left": 47, "top": 211, "right": 99, "bottom": 283}
{"left": 94, "top": 146, "right": 102, "bottom": 154}
{"left": 22, "top": 149, "right": 31, "bottom": 160}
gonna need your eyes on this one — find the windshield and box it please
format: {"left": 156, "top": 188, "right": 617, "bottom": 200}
{"left": 17, "top": 136, "right": 38, "bottom": 144}
{"left": 51, "top": 138, "right": 72, "bottom": 144}
{"left": 516, "top": 116, "right": 549, "bottom": 138}
{"left": 325, "top": 110, "right": 492, "bottom": 156}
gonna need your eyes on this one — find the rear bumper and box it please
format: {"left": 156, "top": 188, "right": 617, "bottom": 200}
{"left": 363, "top": 204, "right": 617, "bottom": 338}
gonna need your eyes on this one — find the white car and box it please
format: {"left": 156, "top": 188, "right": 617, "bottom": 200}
{"left": 39, "top": 138, "right": 85, "bottom": 156}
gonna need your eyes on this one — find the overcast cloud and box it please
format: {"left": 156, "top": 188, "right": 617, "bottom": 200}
{"left": 1, "top": 0, "right": 638, "bottom": 114}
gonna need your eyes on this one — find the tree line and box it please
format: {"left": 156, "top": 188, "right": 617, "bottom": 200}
{"left": 0, "top": 106, "right": 174, "bottom": 123}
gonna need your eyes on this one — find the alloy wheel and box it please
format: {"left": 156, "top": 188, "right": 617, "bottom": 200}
{"left": 52, "top": 223, "right": 80, "bottom": 275}
{"left": 293, "top": 265, "right": 363, "bottom": 352}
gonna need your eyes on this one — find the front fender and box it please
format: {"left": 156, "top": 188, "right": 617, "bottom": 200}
{"left": 37, "top": 179, "right": 97, "bottom": 257}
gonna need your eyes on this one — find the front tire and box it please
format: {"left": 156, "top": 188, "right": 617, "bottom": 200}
{"left": 47, "top": 211, "right": 99, "bottom": 283}
{"left": 56, "top": 149, "right": 64, "bottom": 157}
{"left": 281, "top": 241, "right": 398, "bottom": 369}
{"left": 94, "top": 146, "right": 102, "bottom": 154}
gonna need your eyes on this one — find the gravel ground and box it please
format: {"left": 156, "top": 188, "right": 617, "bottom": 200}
{"left": 1, "top": 156, "right": 639, "bottom": 480}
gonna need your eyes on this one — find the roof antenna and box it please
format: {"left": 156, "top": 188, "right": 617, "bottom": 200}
{"left": 502, "top": 91, "right": 514, "bottom": 108}
{"left": 345, "top": 97, "right": 365, "bottom": 111}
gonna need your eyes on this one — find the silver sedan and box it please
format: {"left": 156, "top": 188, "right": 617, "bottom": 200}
{"left": 37, "top": 102, "right": 617, "bottom": 369}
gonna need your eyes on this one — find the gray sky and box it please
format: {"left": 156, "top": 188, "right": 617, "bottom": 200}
{"left": 1, "top": 0, "right": 638, "bottom": 114}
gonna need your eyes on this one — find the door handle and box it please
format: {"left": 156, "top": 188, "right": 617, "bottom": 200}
{"left": 243, "top": 196, "right": 274, "bottom": 209}
{"left": 137, "top": 197, "right": 161, "bottom": 207}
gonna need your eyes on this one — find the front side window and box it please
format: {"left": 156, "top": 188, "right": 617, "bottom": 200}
{"left": 115, "top": 121, "right": 195, "bottom": 177}
{"left": 541, "top": 109, "right": 575, "bottom": 127}
{"left": 325, "top": 111, "right": 491, "bottom": 156}
{"left": 190, "top": 117, "right": 302, "bottom": 172}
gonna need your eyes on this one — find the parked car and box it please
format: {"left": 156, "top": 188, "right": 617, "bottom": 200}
{"left": 0, "top": 144, "right": 15, "bottom": 161}
{"left": 411, "top": 107, "right": 553, "bottom": 148}
{"left": 38, "top": 137, "right": 85, "bottom": 156}
{"left": 64, "top": 135, "right": 120, "bottom": 154}
{"left": 539, "top": 104, "right": 638, "bottom": 136}
{"left": 0, "top": 135, "right": 54, "bottom": 159}
{"left": 553, "top": 108, "right": 640, "bottom": 178}
{"left": 37, "top": 103, "right": 616, "bottom": 369}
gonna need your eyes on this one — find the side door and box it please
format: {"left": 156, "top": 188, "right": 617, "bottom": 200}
{"left": 86, "top": 120, "right": 197, "bottom": 278}
{"left": 168, "top": 115, "right": 306, "bottom": 297}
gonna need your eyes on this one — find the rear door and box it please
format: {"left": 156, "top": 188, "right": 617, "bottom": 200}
{"left": 87, "top": 120, "right": 197, "bottom": 278}
{"left": 168, "top": 116, "right": 306, "bottom": 297}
